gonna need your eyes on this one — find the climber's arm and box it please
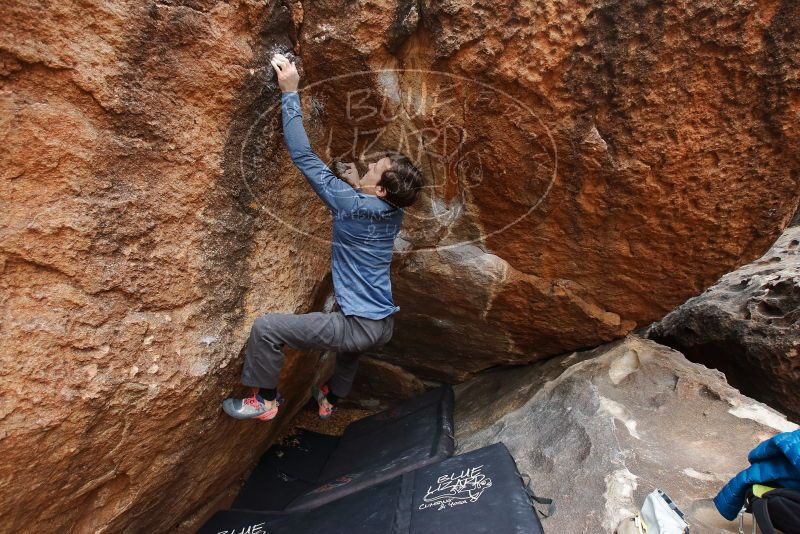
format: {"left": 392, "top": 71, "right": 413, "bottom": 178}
{"left": 271, "top": 54, "right": 356, "bottom": 214}
{"left": 280, "top": 92, "right": 356, "bottom": 213}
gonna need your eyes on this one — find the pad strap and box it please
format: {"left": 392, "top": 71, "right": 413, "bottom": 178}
{"left": 521, "top": 472, "right": 556, "bottom": 518}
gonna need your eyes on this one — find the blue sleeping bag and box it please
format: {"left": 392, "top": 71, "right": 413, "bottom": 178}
{"left": 715, "top": 430, "right": 800, "bottom": 520}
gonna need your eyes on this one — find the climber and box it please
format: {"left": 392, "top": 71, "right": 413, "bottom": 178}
{"left": 222, "top": 53, "right": 424, "bottom": 422}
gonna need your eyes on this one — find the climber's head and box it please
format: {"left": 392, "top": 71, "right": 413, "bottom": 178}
{"left": 360, "top": 151, "right": 424, "bottom": 208}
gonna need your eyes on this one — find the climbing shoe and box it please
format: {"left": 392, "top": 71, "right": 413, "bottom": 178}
{"left": 313, "top": 385, "right": 335, "bottom": 420}
{"left": 222, "top": 392, "right": 279, "bottom": 421}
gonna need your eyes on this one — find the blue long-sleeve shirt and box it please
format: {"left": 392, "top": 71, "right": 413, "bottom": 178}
{"left": 281, "top": 91, "right": 402, "bottom": 320}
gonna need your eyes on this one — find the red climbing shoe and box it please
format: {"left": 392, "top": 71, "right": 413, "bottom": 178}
{"left": 313, "top": 385, "right": 335, "bottom": 420}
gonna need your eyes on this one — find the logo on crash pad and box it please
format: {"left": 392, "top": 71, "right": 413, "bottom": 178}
{"left": 418, "top": 465, "right": 492, "bottom": 511}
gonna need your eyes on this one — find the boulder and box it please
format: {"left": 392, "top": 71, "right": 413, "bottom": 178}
{"left": 3, "top": 0, "right": 800, "bottom": 531}
{"left": 456, "top": 336, "right": 798, "bottom": 533}
{"left": 296, "top": 0, "right": 800, "bottom": 380}
{"left": 649, "top": 226, "right": 800, "bottom": 422}
{"left": 0, "top": 2, "right": 333, "bottom": 532}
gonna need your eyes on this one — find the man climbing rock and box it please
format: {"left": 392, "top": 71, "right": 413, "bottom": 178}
{"left": 223, "top": 53, "right": 424, "bottom": 421}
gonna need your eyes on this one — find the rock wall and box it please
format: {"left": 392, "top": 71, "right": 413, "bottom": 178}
{"left": 2, "top": 0, "right": 800, "bottom": 531}
{"left": 456, "top": 336, "right": 798, "bottom": 533}
{"left": 297, "top": 0, "right": 800, "bottom": 380}
{"left": 1, "top": 1, "right": 332, "bottom": 532}
{"left": 649, "top": 225, "right": 800, "bottom": 422}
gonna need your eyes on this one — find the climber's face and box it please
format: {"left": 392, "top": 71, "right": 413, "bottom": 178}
{"left": 359, "top": 156, "right": 392, "bottom": 198}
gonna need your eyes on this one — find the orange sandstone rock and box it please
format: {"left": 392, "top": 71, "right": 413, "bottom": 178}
{"left": 1, "top": 0, "right": 800, "bottom": 531}
{"left": 1, "top": 1, "right": 331, "bottom": 531}
{"left": 297, "top": 0, "right": 800, "bottom": 379}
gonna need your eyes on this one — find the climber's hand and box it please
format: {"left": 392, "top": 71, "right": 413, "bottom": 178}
{"left": 339, "top": 162, "right": 361, "bottom": 190}
{"left": 270, "top": 53, "right": 299, "bottom": 93}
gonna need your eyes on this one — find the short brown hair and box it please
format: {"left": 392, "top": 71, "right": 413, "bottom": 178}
{"left": 378, "top": 152, "right": 424, "bottom": 208}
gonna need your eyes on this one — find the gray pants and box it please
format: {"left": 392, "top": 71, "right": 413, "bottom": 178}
{"left": 242, "top": 311, "right": 394, "bottom": 398}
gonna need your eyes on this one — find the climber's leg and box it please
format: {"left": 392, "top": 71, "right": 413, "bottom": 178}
{"left": 223, "top": 312, "right": 345, "bottom": 421}
{"left": 314, "top": 314, "right": 395, "bottom": 418}
{"left": 313, "top": 351, "right": 359, "bottom": 420}
{"left": 328, "top": 351, "right": 362, "bottom": 401}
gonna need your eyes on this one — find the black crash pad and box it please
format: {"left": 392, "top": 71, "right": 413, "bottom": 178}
{"left": 231, "top": 429, "right": 340, "bottom": 512}
{"left": 199, "top": 442, "right": 545, "bottom": 534}
{"left": 231, "top": 385, "right": 455, "bottom": 513}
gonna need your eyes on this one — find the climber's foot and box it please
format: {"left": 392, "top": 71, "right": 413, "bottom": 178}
{"left": 223, "top": 393, "right": 279, "bottom": 421}
{"left": 313, "top": 385, "right": 335, "bottom": 420}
